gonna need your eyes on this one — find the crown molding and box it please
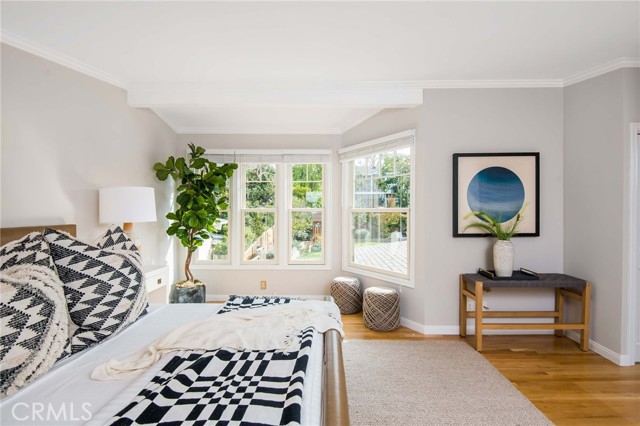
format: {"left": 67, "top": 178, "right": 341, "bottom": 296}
{"left": 1, "top": 30, "right": 126, "bottom": 89}
{"left": 564, "top": 57, "right": 640, "bottom": 87}
{"left": 2, "top": 30, "right": 637, "bottom": 92}
{"left": 175, "top": 126, "right": 343, "bottom": 135}
{"left": 150, "top": 108, "right": 180, "bottom": 133}
{"left": 410, "top": 79, "right": 565, "bottom": 89}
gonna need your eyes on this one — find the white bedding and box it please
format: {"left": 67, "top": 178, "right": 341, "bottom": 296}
{"left": 0, "top": 304, "right": 324, "bottom": 426}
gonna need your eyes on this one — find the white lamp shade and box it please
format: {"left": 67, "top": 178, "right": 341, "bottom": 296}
{"left": 99, "top": 187, "right": 157, "bottom": 224}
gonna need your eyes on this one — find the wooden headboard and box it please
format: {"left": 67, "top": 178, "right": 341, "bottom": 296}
{"left": 0, "top": 224, "right": 77, "bottom": 245}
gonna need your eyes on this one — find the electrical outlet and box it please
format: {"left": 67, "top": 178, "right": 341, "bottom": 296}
{"left": 260, "top": 280, "right": 267, "bottom": 290}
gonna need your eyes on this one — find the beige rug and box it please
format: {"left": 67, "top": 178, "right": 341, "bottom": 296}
{"left": 342, "top": 340, "right": 552, "bottom": 426}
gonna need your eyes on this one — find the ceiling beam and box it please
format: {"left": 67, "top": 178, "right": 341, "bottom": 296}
{"left": 127, "top": 83, "right": 423, "bottom": 108}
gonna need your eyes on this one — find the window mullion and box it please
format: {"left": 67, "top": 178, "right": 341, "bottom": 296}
{"left": 278, "top": 163, "right": 287, "bottom": 266}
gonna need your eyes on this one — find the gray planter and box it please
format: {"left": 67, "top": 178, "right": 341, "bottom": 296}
{"left": 169, "top": 282, "right": 206, "bottom": 303}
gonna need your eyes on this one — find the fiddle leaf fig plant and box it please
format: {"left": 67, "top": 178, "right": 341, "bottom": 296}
{"left": 153, "top": 143, "right": 237, "bottom": 284}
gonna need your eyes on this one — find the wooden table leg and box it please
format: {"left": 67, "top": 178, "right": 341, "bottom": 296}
{"left": 475, "top": 281, "right": 483, "bottom": 352}
{"left": 459, "top": 275, "right": 467, "bottom": 337}
{"left": 580, "top": 282, "right": 592, "bottom": 351}
{"left": 555, "top": 287, "right": 564, "bottom": 337}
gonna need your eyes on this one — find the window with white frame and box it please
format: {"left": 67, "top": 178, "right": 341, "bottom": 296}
{"left": 242, "top": 163, "right": 278, "bottom": 263}
{"left": 193, "top": 150, "right": 331, "bottom": 268}
{"left": 289, "top": 163, "right": 325, "bottom": 264}
{"left": 339, "top": 130, "right": 415, "bottom": 285}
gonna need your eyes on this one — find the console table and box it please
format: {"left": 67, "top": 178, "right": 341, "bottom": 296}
{"left": 459, "top": 273, "right": 591, "bottom": 352}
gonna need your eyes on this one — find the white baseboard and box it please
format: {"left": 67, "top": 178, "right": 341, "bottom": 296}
{"left": 564, "top": 330, "right": 633, "bottom": 366}
{"left": 400, "top": 317, "right": 428, "bottom": 333}
{"left": 406, "top": 322, "right": 632, "bottom": 367}
{"left": 422, "top": 325, "right": 460, "bottom": 335}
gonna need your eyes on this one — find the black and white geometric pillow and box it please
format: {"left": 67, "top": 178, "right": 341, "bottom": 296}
{"left": 43, "top": 228, "right": 148, "bottom": 354}
{"left": 0, "top": 231, "right": 56, "bottom": 272}
{"left": 0, "top": 232, "right": 72, "bottom": 361}
{"left": 0, "top": 265, "right": 70, "bottom": 397}
{"left": 97, "top": 226, "right": 140, "bottom": 261}
{"left": 217, "top": 294, "right": 306, "bottom": 314}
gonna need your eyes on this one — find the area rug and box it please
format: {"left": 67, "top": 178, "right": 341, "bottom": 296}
{"left": 342, "top": 340, "right": 552, "bottom": 426}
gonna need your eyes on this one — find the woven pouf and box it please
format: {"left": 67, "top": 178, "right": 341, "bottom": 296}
{"left": 330, "top": 276, "right": 362, "bottom": 314}
{"left": 363, "top": 286, "right": 400, "bottom": 332}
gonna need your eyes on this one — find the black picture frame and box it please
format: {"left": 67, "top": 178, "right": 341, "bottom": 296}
{"left": 453, "top": 152, "right": 540, "bottom": 237}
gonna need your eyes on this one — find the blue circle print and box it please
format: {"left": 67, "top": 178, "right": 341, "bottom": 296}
{"left": 467, "top": 166, "right": 525, "bottom": 222}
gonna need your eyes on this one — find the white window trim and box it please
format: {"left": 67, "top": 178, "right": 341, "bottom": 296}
{"left": 340, "top": 130, "right": 416, "bottom": 287}
{"left": 193, "top": 149, "right": 332, "bottom": 270}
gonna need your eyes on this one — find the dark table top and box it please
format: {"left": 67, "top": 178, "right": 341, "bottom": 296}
{"left": 461, "top": 273, "right": 588, "bottom": 289}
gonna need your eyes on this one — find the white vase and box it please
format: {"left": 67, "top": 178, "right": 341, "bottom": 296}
{"left": 493, "top": 240, "right": 514, "bottom": 277}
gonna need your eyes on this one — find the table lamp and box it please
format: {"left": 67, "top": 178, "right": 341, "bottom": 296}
{"left": 99, "top": 187, "right": 157, "bottom": 247}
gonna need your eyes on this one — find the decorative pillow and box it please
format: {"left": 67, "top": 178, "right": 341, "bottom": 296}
{"left": 217, "top": 295, "right": 305, "bottom": 314}
{"left": 43, "top": 228, "right": 148, "bottom": 353}
{"left": 0, "top": 232, "right": 72, "bottom": 361}
{"left": 0, "top": 231, "right": 56, "bottom": 272}
{"left": 97, "top": 226, "right": 140, "bottom": 257}
{"left": 0, "top": 265, "right": 70, "bottom": 397}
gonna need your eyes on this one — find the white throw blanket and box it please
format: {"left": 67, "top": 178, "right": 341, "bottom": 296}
{"left": 92, "top": 300, "right": 343, "bottom": 381}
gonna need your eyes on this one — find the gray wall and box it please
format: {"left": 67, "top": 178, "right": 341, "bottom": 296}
{"left": 175, "top": 134, "right": 344, "bottom": 296}
{"left": 1, "top": 45, "right": 177, "bottom": 268}
{"left": 343, "top": 88, "right": 565, "bottom": 328}
{"left": 564, "top": 68, "right": 640, "bottom": 354}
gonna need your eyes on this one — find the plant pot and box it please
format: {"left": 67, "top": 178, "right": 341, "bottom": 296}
{"left": 169, "top": 280, "right": 206, "bottom": 303}
{"left": 493, "top": 240, "right": 514, "bottom": 277}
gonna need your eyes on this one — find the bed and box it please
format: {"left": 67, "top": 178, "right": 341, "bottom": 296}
{"left": 0, "top": 225, "right": 349, "bottom": 426}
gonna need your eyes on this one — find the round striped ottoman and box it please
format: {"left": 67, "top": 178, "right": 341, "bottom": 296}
{"left": 330, "top": 276, "right": 362, "bottom": 314}
{"left": 363, "top": 286, "right": 400, "bottom": 331}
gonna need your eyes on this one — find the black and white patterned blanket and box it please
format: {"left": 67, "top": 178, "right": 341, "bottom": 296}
{"left": 217, "top": 295, "right": 304, "bottom": 314}
{"left": 109, "top": 296, "right": 314, "bottom": 426}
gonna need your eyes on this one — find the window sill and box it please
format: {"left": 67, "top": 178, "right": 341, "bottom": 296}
{"left": 191, "top": 263, "right": 332, "bottom": 271}
{"left": 342, "top": 265, "right": 414, "bottom": 288}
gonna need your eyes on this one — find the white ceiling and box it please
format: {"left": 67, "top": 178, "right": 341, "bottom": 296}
{"left": 2, "top": 1, "right": 639, "bottom": 134}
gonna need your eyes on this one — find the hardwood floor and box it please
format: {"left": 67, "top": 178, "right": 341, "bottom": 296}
{"left": 342, "top": 313, "right": 640, "bottom": 426}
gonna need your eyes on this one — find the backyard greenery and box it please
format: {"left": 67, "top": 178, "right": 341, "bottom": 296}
{"left": 239, "top": 163, "right": 324, "bottom": 261}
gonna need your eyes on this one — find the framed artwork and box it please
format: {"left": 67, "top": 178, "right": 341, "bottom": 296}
{"left": 453, "top": 152, "right": 539, "bottom": 237}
